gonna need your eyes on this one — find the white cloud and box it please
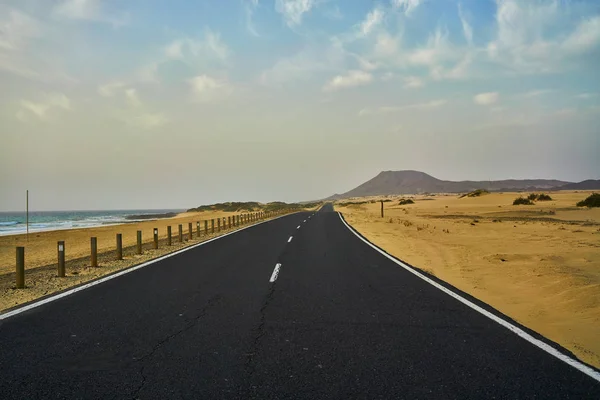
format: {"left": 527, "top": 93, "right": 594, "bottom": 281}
{"left": 487, "top": 1, "right": 600, "bottom": 72}
{"left": 0, "top": 9, "right": 40, "bottom": 51}
{"left": 16, "top": 93, "right": 71, "bottom": 122}
{"left": 576, "top": 93, "right": 598, "bottom": 99}
{"left": 189, "top": 74, "right": 233, "bottom": 102}
{"left": 359, "top": 99, "right": 447, "bottom": 116}
{"left": 137, "top": 63, "right": 159, "bottom": 84}
{"left": 474, "top": 92, "right": 499, "bottom": 105}
{"left": 520, "top": 89, "right": 554, "bottom": 98}
{"left": 53, "top": 0, "right": 128, "bottom": 27}
{"left": 245, "top": 0, "right": 260, "bottom": 37}
{"left": 561, "top": 16, "right": 600, "bottom": 54}
{"left": 260, "top": 39, "right": 346, "bottom": 85}
{"left": 458, "top": 4, "right": 473, "bottom": 45}
{"left": 359, "top": 7, "right": 384, "bottom": 37}
{"left": 122, "top": 113, "right": 168, "bottom": 130}
{"left": 163, "top": 29, "right": 230, "bottom": 64}
{"left": 275, "top": 0, "right": 316, "bottom": 27}
{"left": 403, "top": 75, "right": 423, "bottom": 88}
{"left": 391, "top": 0, "right": 423, "bottom": 16}
{"left": 125, "top": 88, "right": 142, "bottom": 107}
{"left": 408, "top": 28, "right": 454, "bottom": 67}
{"left": 97, "top": 81, "right": 126, "bottom": 97}
{"left": 322, "top": 70, "right": 372, "bottom": 92}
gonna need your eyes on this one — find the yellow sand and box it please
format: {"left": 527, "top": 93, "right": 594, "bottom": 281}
{"left": 0, "top": 210, "right": 240, "bottom": 275}
{"left": 335, "top": 191, "right": 600, "bottom": 367}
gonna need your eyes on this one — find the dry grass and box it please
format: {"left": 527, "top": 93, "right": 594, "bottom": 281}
{"left": 335, "top": 191, "right": 600, "bottom": 368}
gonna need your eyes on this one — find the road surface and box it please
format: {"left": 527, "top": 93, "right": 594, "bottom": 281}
{"left": 1, "top": 204, "right": 599, "bottom": 399}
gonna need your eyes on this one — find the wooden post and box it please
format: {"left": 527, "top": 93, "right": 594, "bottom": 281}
{"left": 167, "top": 226, "right": 172, "bottom": 246}
{"left": 57, "top": 241, "right": 65, "bottom": 277}
{"left": 16, "top": 246, "right": 25, "bottom": 288}
{"left": 218, "top": 218, "right": 221, "bottom": 232}
{"left": 228, "top": 216, "right": 231, "bottom": 229}
{"left": 381, "top": 200, "right": 384, "bottom": 218}
{"left": 211, "top": 219, "right": 215, "bottom": 233}
{"left": 197, "top": 222, "right": 200, "bottom": 237}
{"left": 153, "top": 228, "right": 159, "bottom": 249}
{"left": 116, "top": 234, "right": 123, "bottom": 259}
{"left": 136, "top": 231, "right": 142, "bottom": 255}
{"left": 178, "top": 224, "right": 183, "bottom": 242}
{"left": 26, "top": 190, "right": 29, "bottom": 242}
{"left": 91, "top": 237, "right": 98, "bottom": 267}
{"left": 204, "top": 220, "right": 208, "bottom": 235}
{"left": 188, "top": 222, "right": 193, "bottom": 240}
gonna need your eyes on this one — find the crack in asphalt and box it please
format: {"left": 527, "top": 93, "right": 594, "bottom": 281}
{"left": 130, "top": 294, "right": 222, "bottom": 399}
{"left": 243, "top": 280, "right": 278, "bottom": 397}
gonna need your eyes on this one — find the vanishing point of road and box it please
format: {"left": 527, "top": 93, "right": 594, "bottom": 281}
{"left": 1, "top": 204, "right": 599, "bottom": 399}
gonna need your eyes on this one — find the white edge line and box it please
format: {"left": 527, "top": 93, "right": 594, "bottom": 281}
{"left": 269, "top": 263, "right": 282, "bottom": 283}
{"left": 288, "top": 236, "right": 293, "bottom": 243}
{"left": 337, "top": 211, "right": 600, "bottom": 383}
{"left": 0, "top": 212, "right": 298, "bottom": 321}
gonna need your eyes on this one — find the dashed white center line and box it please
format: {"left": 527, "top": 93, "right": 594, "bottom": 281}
{"left": 303, "top": 220, "right": 306, "bottom": 222}
{"left": 297, "top": 225, "right": 300, "bottom": 229}
{"left": 269, "top": 263, "right": 282, "bottom": 282}
{"left": 288, "top": 236, "right": 293, "bottom": 243}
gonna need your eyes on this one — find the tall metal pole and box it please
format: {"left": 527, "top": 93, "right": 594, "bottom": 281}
{"left": 26, "top": 190, "right": 29, "bottom": 242}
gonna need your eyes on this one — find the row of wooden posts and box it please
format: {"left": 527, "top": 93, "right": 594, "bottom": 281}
{"left": 14, "top": 211, "right": 281, "bottom": 289}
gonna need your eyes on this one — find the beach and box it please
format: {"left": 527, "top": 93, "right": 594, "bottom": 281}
{"left": 335, "top": 191, "right": 600, "bottom": 367}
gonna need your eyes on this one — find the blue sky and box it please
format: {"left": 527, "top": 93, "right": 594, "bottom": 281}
{"left": 1, "top": 0, "right": 599, "bottom": 210}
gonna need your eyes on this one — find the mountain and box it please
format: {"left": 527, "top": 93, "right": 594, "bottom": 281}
{"left": 328, "top": 170, "right": 573, "bottom": 199}
{"left": 555, "top": 180, "right": 600, "bottom": 191}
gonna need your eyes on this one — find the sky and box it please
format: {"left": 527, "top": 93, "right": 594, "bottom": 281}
{"left": 1, "top": 0, "right": 599, "bottom": 211}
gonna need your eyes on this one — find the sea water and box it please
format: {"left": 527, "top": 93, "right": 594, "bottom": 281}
{"left": 0, "top": 209, "right": 184, "bottom": 236}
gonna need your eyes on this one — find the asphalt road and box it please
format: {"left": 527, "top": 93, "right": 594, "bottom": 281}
{"left": 1, "top": 204, "right": 599, "bottom": 399}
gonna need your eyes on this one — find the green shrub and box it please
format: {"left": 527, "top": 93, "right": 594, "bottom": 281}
{"left": 576, "top": 193, "right": 600, "bottom": 208}
{"left": 537, "top": 194, "right": 552, "bottom": 201}
{"left": 527, "top": 193, "right": 537, "bottom": 201}
{"left": 399, "top": 199, "right": 415, "bottom": 205}
{"left": 513, "top": 197, "right": 534, "bottom": 205}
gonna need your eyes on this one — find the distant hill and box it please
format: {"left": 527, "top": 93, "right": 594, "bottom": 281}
{"left": 555, "top": 180, "right": 600, "bottom": 191}
{"left": 327, "top": 170, "right": 574, "bottom": 199}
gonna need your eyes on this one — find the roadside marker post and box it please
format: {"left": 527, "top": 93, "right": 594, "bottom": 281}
{"left": 136, "top": 231, "right": 143, "bottom": 255}
{"left": 178, "top": 225, "right": 183, "bottom": 243}
{"left": 381, "top": 200, "right": 384, "bottom": 218}
{"left": 167, "top": 226, "right": 172, "bottom": 246}
{"left": 211, "top": 219, "right": 215, "bottom": 234}
{"left": 116, "top": 234, "right": 123, "bottom": 259}
{"left": 205, "top": 220, "right": 208, "bottom": 235}
{"left": 153, "top": 228, "right": 159, "bottom": 249}
{"left": 16, "top": 247, "right": 25, "bottom": 289}
{"left": 228, "top": 216, "right": 231, "bottom": 229}
{"left": 57, "top": 241, "right": 65, "bottom": 277}
{"left": 91, "top": 237, "right": 98, "bottom": 267}
{"left": 188, "top": 222, "right": 193, "bottom": 240}
{"left": 218, "top": 218, "right": 221, "bottom": 232}
{"left": 196, "top": 222, "right": 200, "bottom": 237}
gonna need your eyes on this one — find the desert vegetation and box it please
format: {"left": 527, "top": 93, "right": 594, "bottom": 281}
{"left": 399, "top": 198, "right": 415, "bottom": 205}
{"left": 513, "top": 197, "right": 534, "bottom": 205}
{"left": 188, "top": 201, "right": 320, "bottom": 213}
{"left": 576, "top": 193, "right": 600, "bottom": 208}
{"left": 459, "top": 189, "right": 490, "bottom": 198}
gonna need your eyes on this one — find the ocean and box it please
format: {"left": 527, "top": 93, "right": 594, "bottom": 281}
{"left": 0, "top": 209, "right": 185, "bottom": 236}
